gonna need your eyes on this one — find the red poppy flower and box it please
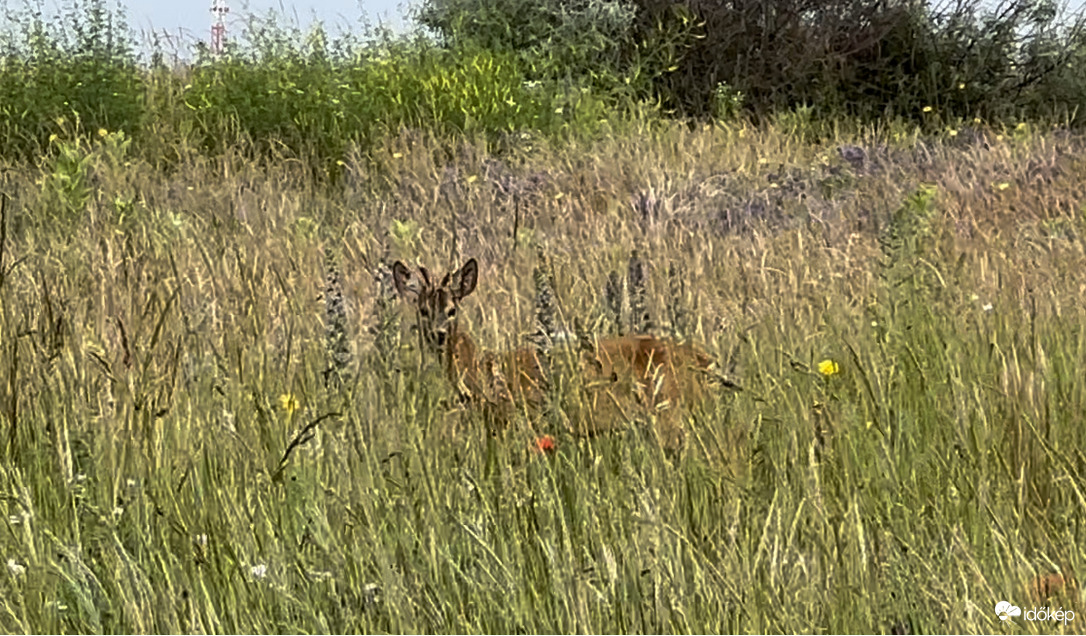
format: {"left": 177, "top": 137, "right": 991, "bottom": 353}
{"left": 534, "top": 435, "right": 556, "bottom": 455}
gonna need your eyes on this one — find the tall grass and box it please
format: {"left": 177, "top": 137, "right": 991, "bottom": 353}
{"left": 0, "top": 117, "right": 1084, "bottom": 632}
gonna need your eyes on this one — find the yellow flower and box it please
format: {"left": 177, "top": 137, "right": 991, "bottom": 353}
{"left": 278, "top": 393, "right": 300, "bottom": 415}
{"left": 98, "top": 128, "right": 108, "bottom": 137}
{"left": 922, "top": 106, "right": 933, "bottom": 113}
{"left": 995, "top": 182, "right": 1010, "bottom": 191}
{"left": 818, "top": 359, "right": 840, "bottom": 377}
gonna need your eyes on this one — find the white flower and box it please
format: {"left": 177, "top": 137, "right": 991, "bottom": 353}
{"left": 362, "top": 583, "right": 381, "bottom": 608}
{"left": 7, "top": 558, "right": 25, "bottom": 577}
{"left": 251, "top": 563, "right": 268, "bottom": 578}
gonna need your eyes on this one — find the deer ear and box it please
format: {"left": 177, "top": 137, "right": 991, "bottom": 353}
{"left": 391, "top": 261, "right": 418, "bottom": 298}
{"left": 452, "top": 258, "right": 478, "bottom": 301}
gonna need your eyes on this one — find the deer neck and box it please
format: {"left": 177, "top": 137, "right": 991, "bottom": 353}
{"left": 444, "top": 320, "right": 479, "bottom": 391}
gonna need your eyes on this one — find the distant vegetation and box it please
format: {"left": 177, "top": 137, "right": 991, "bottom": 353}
{"left": 0, "top": 0, "right": 1084, "bottom": 167}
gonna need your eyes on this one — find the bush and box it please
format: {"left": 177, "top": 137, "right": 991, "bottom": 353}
{"left": 183, "top": 33, "right": 593, "bottom": 167}
{"left": 416, "top": 0, "right": 1086, "bottom": 128}
{"left": 0, "top": 3, "right": 623, "bottom": 168}
{"left": 0, "top": 0, "right": 143, "bottom": 162}
{"left": 639, "top": 0, "right": 1086, "bottom": 125}
{"left": 415, "top": 0, "right": 699, "bottom": 105}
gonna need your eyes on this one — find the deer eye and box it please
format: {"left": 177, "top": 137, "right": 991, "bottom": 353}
{"left": 446, "top": 306, "right": 457, "bottom": 317}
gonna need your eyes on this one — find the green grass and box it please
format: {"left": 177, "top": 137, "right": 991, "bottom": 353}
{"left": 0, "top": 121, "right": 1084, "bottom": 633}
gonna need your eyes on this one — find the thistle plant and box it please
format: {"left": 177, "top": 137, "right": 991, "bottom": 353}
{"left": 666, "top": 260, "right": 689, "bottom": 341}
{"left": 604, "top": 269, "right": 624, "bottom": 336}
{"left": 627, "top": 250, "right": 651, "bottom": 334}
{"left": 321, "top": 247, "right": 350, "bottom": 390}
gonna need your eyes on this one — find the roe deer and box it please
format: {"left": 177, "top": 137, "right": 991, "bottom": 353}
{"left": 392, "top": 257, "right": 714, "bottom": 449}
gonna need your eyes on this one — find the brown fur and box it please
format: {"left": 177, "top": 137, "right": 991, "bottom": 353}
{"left": 392, "top": 258, "right": 713, "bottom": 449}
{"left": 1024, "top": 565, "right": 1078, "bottom": 604}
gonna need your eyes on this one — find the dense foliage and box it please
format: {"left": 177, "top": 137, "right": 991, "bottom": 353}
{"left": 2, "top": 0, "right": 1085, "bottom": 168}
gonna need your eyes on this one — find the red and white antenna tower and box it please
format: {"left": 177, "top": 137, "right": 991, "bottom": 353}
{"left": 210, "top": 0, "right": 229, "bottom": 55}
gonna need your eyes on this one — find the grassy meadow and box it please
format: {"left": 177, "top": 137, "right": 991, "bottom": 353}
{"left": 1, "top": 116, "right": 1085, "bottom": 633}
{"left": 2, "top": 3, "right": 1086, "bottom": 631}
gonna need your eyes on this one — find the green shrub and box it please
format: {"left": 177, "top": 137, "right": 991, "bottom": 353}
{"left": 0, "top": 0, "right": 143, "bottom": 162}
{"left": 0, "top": 3, "right": 627, "bottom": 168}
{"left": 182, "top": 35, "right": 577, "bottom": 165}
{"left": 639, "top": 0, "right": 1086, "bottom": 126}
{"left": 415, "top": 0, "right": 699, "bottom": 106}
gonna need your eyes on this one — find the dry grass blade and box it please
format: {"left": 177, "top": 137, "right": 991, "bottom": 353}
{"left": 272, "top": 410, "right": 343, "bottom": 482}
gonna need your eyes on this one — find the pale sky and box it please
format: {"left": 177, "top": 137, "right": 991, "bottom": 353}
{"left": 0, "top": 0, "right": 419, "bottom": 57}
{"left": 129, "top": 0, "right": 417, "bottom": 48}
